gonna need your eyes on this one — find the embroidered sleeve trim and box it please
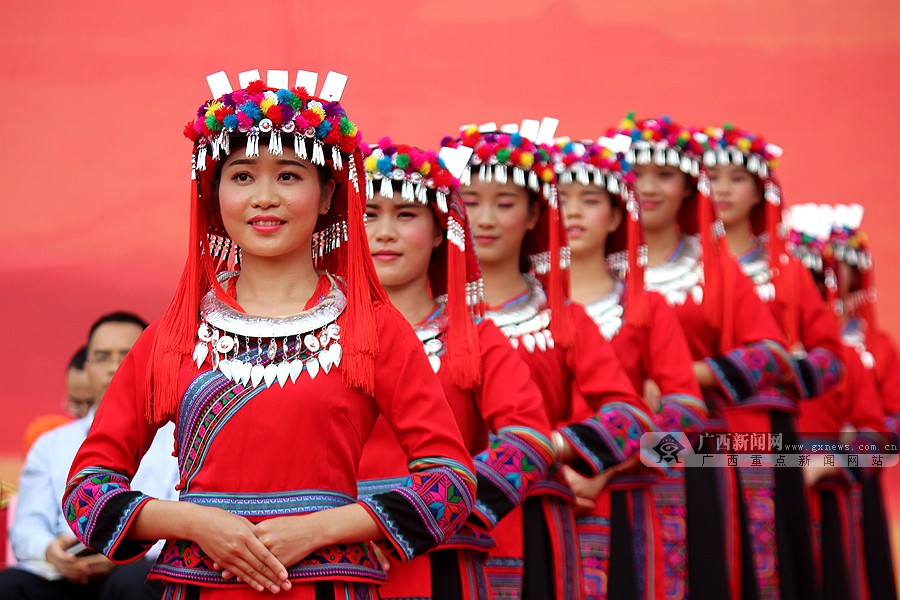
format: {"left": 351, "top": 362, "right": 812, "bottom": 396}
{"left": 358, "top": 459, "right": 475, "bottom": 563}
{"left": 63, "top": 467, "right": 156, "bottom": 563}
{"left": 558, "top": 402, "right": 657, "bottom": 476}
{"left": 656, "top": 393, "right": 708, "bottom": 433}
{"left": 469, "top": 427, "right": 553, "bottom": 529}
{"left": 705, "top": 341, "right": 795, "bottom": 405}
{"left": 794, "top": 348, "right": 843, "bottom": 399}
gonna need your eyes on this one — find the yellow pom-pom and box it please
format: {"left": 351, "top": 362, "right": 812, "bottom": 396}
{"left": 205, "top": 100, "right": 223, "bottom": 117}
{"left": 600, "top": 148, "right": 613, "bottom": 159}
{"left": 540, "top": 170, "right": 553, "bottom": 183}
{"left": 310, "top": 105, "right": 326, "bottom": 119}
{"left": 363, "top": 155, "right": 378, "bottom": 173}
{"left": 260, "top": 98, "right": 276, "bottom": 112}
{"left": 520, "top": 152, "right": 535, "bottom": 168}
{"left": 738, "top": 139, "right": 752, "bottom": 152}
{"left": 420, "top": 162, "right": 431, "bottom": 176}
{"left": 464, "top": 125, "right": 478, "bottom": 135}
{"left": 642, "top": 130, "right": 654, "bottom": 140}
{"left": 619, "top": 118, "right": 635, "bottom": 129}
{"left": 769, "top": 158, "right": 779, "bottom": 170}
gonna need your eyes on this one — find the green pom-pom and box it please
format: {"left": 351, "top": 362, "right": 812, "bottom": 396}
{"left": 724, "top": 122, "right": 734, "bottom": 131}
{"left": 205, "top": 115, "right": 222, "bottom": 131}
{"left": 288, "top": 94, "right": 304, "bottom": 110}
{"left": 396, "top": 154, "right": 410, "bottom": 168}
{"left": 496, "top": 148, "right": 511, "bottom": 163}
{"left": 339, "top": 116, "right": 354, "bottom": 135}
{"left": 626, "top": 111, "right": 636, "bottom": 120}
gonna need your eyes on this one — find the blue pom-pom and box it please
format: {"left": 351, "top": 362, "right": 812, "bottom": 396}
{"left": 510, "top": 133, "right": 523, "bottom": 147}
{"left": 316, "top": 120, "right": 332, "bottom": 138}
{"left": 377, "top": 155, "right": 393, "bottom": 175}
{"left": 223, "top": 114, "right": 238, "bottom": 129}
{"left": 630, "top": 131, "right": 641, "bottom": 141}
{"left": 276, "top": 89, "right": 293, "bottom": 103}
{"left": 563, "top": 142, "right": 575, "bottom": 153}
{"left": 240, "top": 101, "right": 261, "bottom": 120}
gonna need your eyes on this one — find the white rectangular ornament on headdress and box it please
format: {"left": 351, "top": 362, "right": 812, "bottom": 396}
{"left": 519, "top": 119, "right": 540, "bottom": 142}
{"left": 478, "top": 122, "right": 498, "bottom": 133}
{"left": 535, "top": 117, "right": 559, "bottom": 145}
{"left": 267, "top": 70, "right": 289, "bottom": 90}
{"left": 238, "top": 70, "right": 262, "bottom": 88}
{"left": 206, "top": 71, "right": 234, "bottom": 99}
{"left": 439, "top": 146, "right": 475, "bottom": 180}
{"left": 500, "top": 123, "right": 519, "bottom": 134}
{"left": 319, "top": 72, "right": 348, "bottom": 102}
{"left": 295, "top": 70, "right": 319, "bottom": 94}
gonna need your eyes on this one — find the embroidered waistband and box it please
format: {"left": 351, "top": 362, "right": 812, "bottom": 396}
{"left": 179, "top": 489, "right": 355, "bottom": 518}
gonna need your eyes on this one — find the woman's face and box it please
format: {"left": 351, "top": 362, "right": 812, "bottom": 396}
{"left": 217, "top": 147, "right": 334, "bottom": 262}
{"left": 708, "top": 163, "right": 762, "bottom": 229}
{"left": 365, "top": 195, "right": 442, "bottom": 289}
{"left": 559, "top": 182, "right": 622, "bottom": 258}
{"left": 632, "top": 163, "right": 692, "bottom": 233}
{"left": 461, "top": 178, "right": 539, "bottom": 267}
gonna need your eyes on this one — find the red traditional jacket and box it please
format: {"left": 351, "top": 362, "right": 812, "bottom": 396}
{"left": 64, "top": 288, "right": 476, "bottom": 591}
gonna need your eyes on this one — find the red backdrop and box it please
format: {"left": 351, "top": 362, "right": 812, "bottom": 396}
{"left": 2, "top": 0, "right": 900, "bottom": 453}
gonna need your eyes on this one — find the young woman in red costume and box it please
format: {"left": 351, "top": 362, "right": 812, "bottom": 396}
{"left": 704, "top": 124, "right": 847, "bottom": 599}
{"left": 442, "top": 123, "right": 657, "bottom": 600}
{"left": 787, "top": 203, "right": 889, "bottom": 600}
{"left": 609, "top": 114, "right": 802, "bottom": 600}
{"left": 61, "top": 70, "right": 478, "bottom": 600}
{"left": 823, "top": 204, "right": 898, "bottom": 600}
{"left": 357, "top": 139, "right": 555, "bottom": 600}
{"left": 550, "top": 136, "right": 705, "bottom": 600}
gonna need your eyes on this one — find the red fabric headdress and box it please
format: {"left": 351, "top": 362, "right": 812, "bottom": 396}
{"left": 363, "top": 138, "right": 483, "bottom": 389}
{"left": 147, "top": 69, "right": 385, "bottom": 421}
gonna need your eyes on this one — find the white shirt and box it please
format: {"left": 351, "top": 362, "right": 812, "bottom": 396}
{"left": 9, "top": 411, "right": 178, "bottom": 579}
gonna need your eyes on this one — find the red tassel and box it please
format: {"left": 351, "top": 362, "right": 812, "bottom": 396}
{"left": 765, "top": 177, "right": 801, "bottom": 348}
{"left": 338, "top": 151, "right": 385, "bottom": 396}
{"left": 546, "top": 192, "right": 575, "bottom": 351}
{"left": 862, "top": 267, "right": 880, "bottom": 358}
{"left": 623, "top": 190, "right": 648, "bottom": 328}
{"left": 697, "top": 172, "right": 724, "bottom": 339}
{"left": 445, "top": 225, "right": 482, "bottom": 390}
{"left": 146, "top": 178, "right": 215, "bottom": 422}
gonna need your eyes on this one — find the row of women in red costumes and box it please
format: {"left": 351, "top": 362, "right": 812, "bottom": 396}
{"left": 61, "top": 69, "right": 896, "bottom": 600}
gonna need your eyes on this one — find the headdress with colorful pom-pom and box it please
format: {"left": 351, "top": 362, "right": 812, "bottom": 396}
{"left": 829, "top": 204, "right": 873, "bottom": 272}
{"left": 786, "top": 203, "right": 834, "bottom": 275}
{"left": 614, "top": 112, "right": 707, "bottom": 176}
{"left": 549, "top": 134, "right": 648, "bottom": 327}
{"left": 363, "top": 139, "right": 483, "bottom": 389}
{"left": 788, "top": 203, "right": 878, "bottom": 347}
{"left": 827, "top": 203, "right": 879, "bottom": 354}
{"left": 441, "top": 118, "right": 575, "bottom": 351}
{"left": 702, "top": 123, "right": 789, "bottom": 278}
{"left": 147, "top": 69, "right": 384, "bottom": 422}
